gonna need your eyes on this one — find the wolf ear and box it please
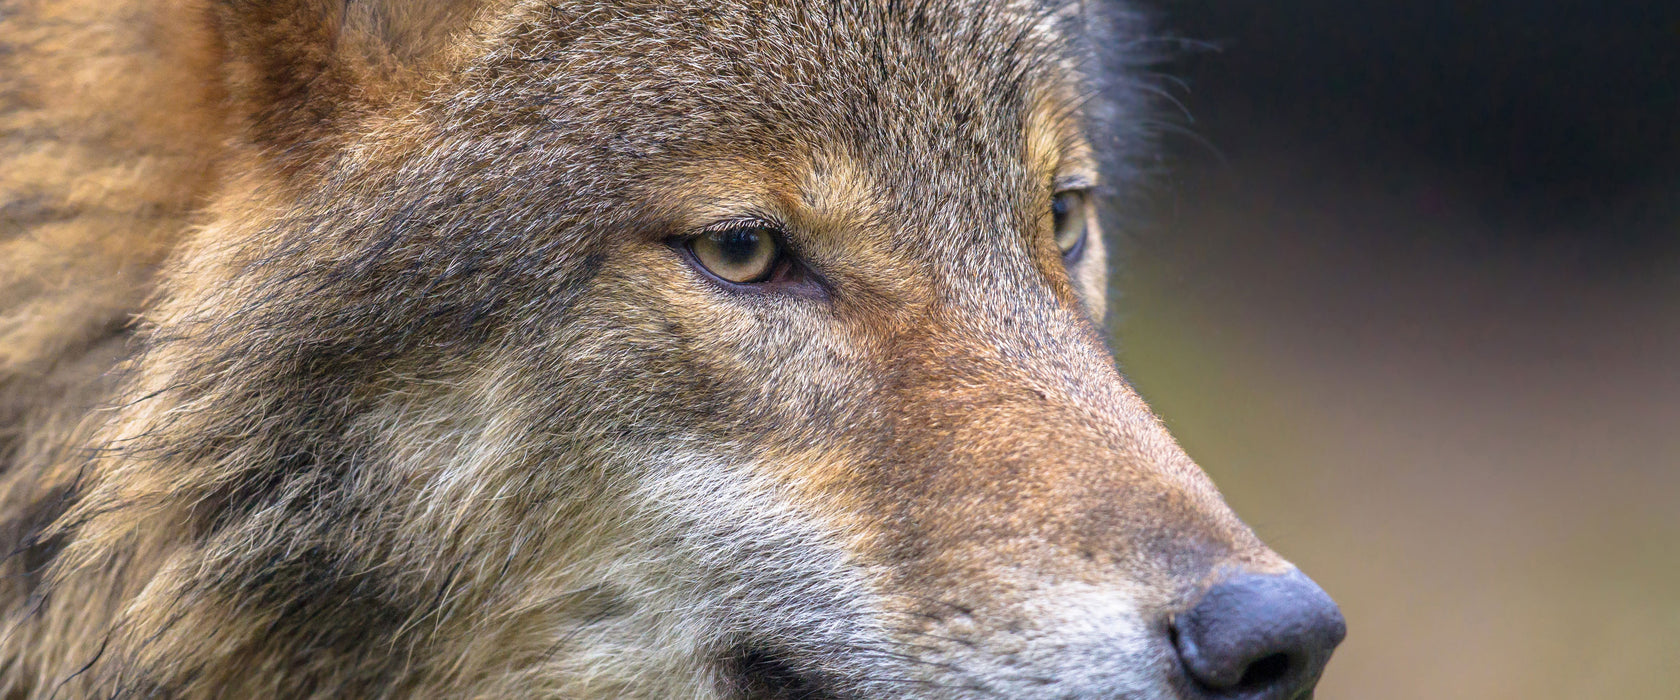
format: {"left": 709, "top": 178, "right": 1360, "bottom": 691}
{"left": 215, "top": 0, "right": 481, "bottom": 170}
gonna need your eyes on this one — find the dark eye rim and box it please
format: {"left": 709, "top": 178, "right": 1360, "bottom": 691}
{"left": 671, "top": 219, "right": 825, "bottom": 297}
{"left": 1053, "top": 188, "right": 1091, "bottom": 264}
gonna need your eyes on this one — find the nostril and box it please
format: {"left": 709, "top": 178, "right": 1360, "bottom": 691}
{"left": 1172, "top": 569, "right": 1345, "bottom": 699}
{"left": 1236, "top": 652, "right": 1292, "bottom": 692}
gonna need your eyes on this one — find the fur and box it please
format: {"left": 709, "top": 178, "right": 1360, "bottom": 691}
{"left": 1, "top": 1, "right": 1292, "bottom": 697}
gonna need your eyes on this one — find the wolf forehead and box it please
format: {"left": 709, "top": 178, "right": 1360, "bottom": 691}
{"left": 282, "top": 1, "right": 1118, "bottom": 186}
{"left": 498, "top": 3, "right": 1086, "bottom": 121}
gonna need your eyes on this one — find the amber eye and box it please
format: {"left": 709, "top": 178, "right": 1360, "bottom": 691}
{"left": 688, "top": 224, "right": 781, "bottom": 284}
{"left": 1051, "top": 189, "right": 1090, "bottom": 259}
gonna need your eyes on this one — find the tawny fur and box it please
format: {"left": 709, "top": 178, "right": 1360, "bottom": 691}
{"left": 0, "top": 1, "right": 1287, "bottom": 697}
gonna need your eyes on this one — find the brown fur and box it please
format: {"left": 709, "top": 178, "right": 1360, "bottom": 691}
{"left": 2, "top": 1, "right": 1303, "bottom": 697}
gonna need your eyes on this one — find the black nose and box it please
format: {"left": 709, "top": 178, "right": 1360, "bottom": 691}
{"left": 1172, "top": 569, "right": 1347, "bottom": 700}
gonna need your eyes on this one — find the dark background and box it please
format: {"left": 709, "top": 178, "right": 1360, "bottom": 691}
{"left": 1166, "top": 0, "right": 1678, "bottom": 249}
{"left": 1110, "top": 3, "right": 1679, "bottom": 697}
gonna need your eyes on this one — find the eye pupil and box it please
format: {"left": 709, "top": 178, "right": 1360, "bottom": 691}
{"left": 717, "top": 228, "right": 764, "bottom": 264}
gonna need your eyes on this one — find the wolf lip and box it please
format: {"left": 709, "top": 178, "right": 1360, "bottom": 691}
{"left": 732, "top": 646, "right": 843, "bottom": 700}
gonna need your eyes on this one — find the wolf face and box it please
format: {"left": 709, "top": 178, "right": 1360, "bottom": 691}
{"left": 0, "top": 1, "right": 1343, "bottom": 697}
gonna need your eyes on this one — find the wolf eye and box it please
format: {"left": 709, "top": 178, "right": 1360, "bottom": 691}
{"left": 1052, "top": 189, "right": 1090, "bottom": 260}
{"left": 687, "top": 224, "right": 781, "bottom": 284}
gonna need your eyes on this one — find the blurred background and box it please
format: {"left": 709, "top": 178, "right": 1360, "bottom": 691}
{"left": 1109, "top": 2, "right": 1680, "bottom": 698}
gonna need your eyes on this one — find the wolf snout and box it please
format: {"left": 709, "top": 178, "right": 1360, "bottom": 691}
{"left": 1171, "top": 569, "right": 1346, "bottom": 700}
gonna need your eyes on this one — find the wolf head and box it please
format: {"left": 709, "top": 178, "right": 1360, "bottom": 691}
{"left": 37, "top": 0, "right": 1342, "bottom": 697}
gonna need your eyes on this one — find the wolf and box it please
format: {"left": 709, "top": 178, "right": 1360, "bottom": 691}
{"left": 0, "top": 0, "right": 1343, "bottom": 697}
